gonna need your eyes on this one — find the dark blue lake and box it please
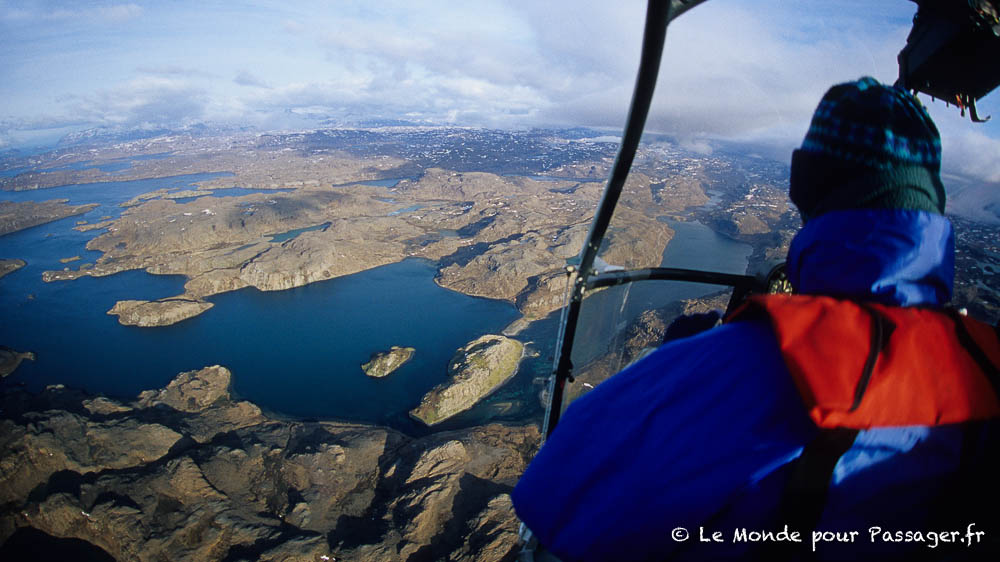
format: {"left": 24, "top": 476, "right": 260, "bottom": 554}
{"left": 0, "top": 175, "right": 521, "bottom": 432}
{"left": 1, "top": 172, "right": 753, "bottom": 433}
{"left": 1, "top": 256, "right": 519, "bottom": 431}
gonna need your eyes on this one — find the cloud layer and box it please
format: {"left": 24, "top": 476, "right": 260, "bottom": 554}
{"left": 1, "top": 0, "right": 998, "bottom": 181}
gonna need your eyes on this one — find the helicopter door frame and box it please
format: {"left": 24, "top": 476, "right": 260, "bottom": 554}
{"left": 543, "top": 0, "right": 721, "bottom": 439}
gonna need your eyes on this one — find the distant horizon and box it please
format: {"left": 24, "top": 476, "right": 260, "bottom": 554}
{"left": 0, "top": 121, "right": 809, "bottom": 182}
{"left": 3, "top": 1, "right": 999, "bottom": 181}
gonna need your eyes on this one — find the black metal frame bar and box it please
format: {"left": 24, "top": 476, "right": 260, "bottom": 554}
{"left": 585, "top": 267, "right": 757, "bottom": 291}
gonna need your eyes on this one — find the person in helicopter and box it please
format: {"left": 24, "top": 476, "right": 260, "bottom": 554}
{"left": 512, "top": 77, "right": 1000, "bottom": 561}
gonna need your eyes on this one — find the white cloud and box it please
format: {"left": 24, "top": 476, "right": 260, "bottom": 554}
{"left": 940, "top": 128, "right": 1000, "bottom": 183}
{"left": 65, "top": 77, "right": 208, "bottom": 127}
{"left": 678, "top": 137, "right": 714, "bottom": 156}
{"left": 99, "top": 3, "right": 142, "bottom": 22}
{"left": 2, "top": 0, "right": 999, "bottom": 183}
{"left": 136, "top": 65, "right": 215, "bottom": 78}
{"left": 234, "top": 70, "right": 270, "bottom": 89}
{"left": 646, "top": 4, "right": 910, "bottom": 140}
{"left": 282, "top": 19, "right": 305, "bottom": 34}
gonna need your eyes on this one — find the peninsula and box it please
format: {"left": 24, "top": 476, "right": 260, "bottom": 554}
{"left": 0, "top": 346, "right": 35, "bottom": 378}
{"left": 6, "top": 129, "right": 725, "bottom": 329}
{"left": 41, "top": 167, "right": 682, "bottom": 329}
{"left": 0, "top": 199, "right": 98, "bottom": 236}
{"left": 0, "top": 259, "right": 26, "bottom": 279}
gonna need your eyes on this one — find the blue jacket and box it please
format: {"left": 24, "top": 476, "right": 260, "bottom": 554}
{"left": 512, "top": 210, "right": 1000, "bottom": 561}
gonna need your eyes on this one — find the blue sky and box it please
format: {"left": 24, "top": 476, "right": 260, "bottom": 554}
{"left": 2, "top": 0, "right": 999, "bottom": 181}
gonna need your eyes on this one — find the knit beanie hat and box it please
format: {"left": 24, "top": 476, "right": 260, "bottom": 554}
{"left": 789, "top": 77, "right": 946, "bottom": 222}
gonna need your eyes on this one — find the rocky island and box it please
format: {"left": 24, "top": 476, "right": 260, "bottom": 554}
{"left": 362, "top": 346, "right": 416, "bottom": 378}
{"left": 411, "top": 335, "right": 524, "bottom": 426}
{"left": 0, "top": 365, "right": 540, "bottom": 561}
{"left": 107, "top": 298, "right": 214, "bottom": 327}
{"left": 0, "top": 346, "right": 35, "bottom": 377}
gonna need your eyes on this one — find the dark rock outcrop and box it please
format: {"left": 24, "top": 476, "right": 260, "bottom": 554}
{"left": 107, "top": 298, "right": 213, "bottom": 327}
{"left": 361, "top": 346, "right": 415, "bottom": 378}
{"left": 411, "top": 335, "right": 524, "bottom": 426}
{"left": 0, "top": 259, "right": 26, "bottom": 279}
{"left": 0, "top": 365, "right": 539, "bottom": 561}
{"left": 0, "top": 346, "right": 34, "bottom": 378}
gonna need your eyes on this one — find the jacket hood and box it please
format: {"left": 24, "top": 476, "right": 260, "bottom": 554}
{"left": 787, "top": 209, "right": 954, "bottom": 307}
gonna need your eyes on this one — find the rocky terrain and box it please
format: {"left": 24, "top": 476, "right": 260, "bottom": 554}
{"left": 0, "top": 132, "right": 407, "bottom": 193}
{"left": 0, "top": 365, "right": 540, "bottom": 561}
{"left": 6, "top": 125, "right": 998, "bottom": 562}
{"left": 0, "top": 259, "right": 25, "bottom": 279}
{"left": 692, "top": 164, "right": 799, "bottom": 268}
{"left": 362, "top": 347, "right": 416, "bottom": 378}
{"left": 107, "top": 298, "right": 214, "bottom": 327}
{"left": 0, "top": 199, "right": 98, "bottom": 236}
{"left": 0, "top": 128, "right": 723, "bottom": 331}
{"left": 0, "top": 127, "right": 618, "bottom": 193}
{"left": 411, "top": 336, "right": 524, "bottom": 426}
{"left": 38, "top": 165, "right": 684, "bottom": 329}
{"left": 5, "top": 125, "right": 996, "bottom": 561}
{"left": 952, "top": 216, "right": 1000, "bottom": 324}
{"left": 0, "top": 346, "right": 35, "bottom": 378}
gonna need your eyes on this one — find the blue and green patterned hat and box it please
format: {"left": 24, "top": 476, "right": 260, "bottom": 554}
{"left": 790, "top": 77, "right": 946, "bottom": 222}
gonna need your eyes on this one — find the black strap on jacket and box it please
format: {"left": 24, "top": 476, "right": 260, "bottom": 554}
{"left": 758, "top": 428, "right": 860, "bottom": 560}
{"left": 947, "top": 309, "right": 1000, "bottom": 399}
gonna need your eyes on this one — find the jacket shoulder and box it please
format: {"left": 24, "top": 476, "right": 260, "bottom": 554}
{"left": 513, "top": 320, "right": 817, "bottom": 561}
{"left": 730, "top": 294, "right": 1000, "bottom": 428}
